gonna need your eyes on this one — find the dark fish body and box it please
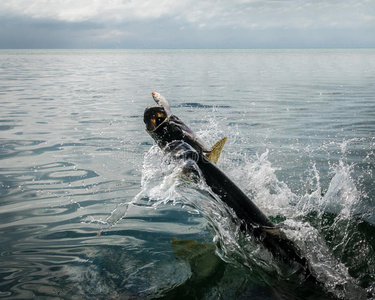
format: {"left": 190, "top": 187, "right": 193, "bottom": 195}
{"left": 166, "top": 140, "right": 314, "bottom": 280}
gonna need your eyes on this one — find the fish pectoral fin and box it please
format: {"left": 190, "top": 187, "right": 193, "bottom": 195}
{"left": 171, "top": 238, "right": 215, "bottom": 259}
{"left": 205, "top": 137, "right": 227, "bottom": 164}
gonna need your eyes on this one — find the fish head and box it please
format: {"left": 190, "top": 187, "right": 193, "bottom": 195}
{"left": 143, "top": 106, "right": 169, "bottom": 133}
{"left": 144, "top": 105, "right": 185, "bottom": 147}
{"left": 144, "top": 93, "right": 211, "bottom": 153}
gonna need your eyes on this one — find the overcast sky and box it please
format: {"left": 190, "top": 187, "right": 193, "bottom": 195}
{"left": 1, "top": 0, "right": 374, "bottom": 49}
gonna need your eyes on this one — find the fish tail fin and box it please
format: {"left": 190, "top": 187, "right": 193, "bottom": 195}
{"left": 206, "top": 137, "right": 227, "bottom": 164}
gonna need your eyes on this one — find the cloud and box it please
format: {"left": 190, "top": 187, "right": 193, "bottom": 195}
{"left": 0, "top": 0, "right": 374, "bottom": 48}
{"left": 3, "top": 0, "right": 375, "bottom": 28}
{"left": 2, "top": 0, "right": 187, "bottom": 22}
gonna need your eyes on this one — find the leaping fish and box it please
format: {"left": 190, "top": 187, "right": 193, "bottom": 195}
{"left": 143, "top": 92, "right": 319, "bottom": 284}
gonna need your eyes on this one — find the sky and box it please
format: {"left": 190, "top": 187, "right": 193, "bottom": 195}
{"left": 0, "top": 0, "right": 374, "bottom": 49}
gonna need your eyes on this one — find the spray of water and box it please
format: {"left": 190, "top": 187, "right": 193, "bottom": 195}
{"left": 103, "top": 115, "right": 374, "bottom": 298}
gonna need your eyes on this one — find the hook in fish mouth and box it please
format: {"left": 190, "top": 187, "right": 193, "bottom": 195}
{"left": 144, "top": 91, "right": 172, "bottom": 132}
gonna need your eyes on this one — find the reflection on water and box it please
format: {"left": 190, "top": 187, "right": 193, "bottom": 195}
{"left": 0, "top": 49, "right": 375, "bottom": 299}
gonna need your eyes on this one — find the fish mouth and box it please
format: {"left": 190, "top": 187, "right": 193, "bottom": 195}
{"left": 143, "top": 106, "right": 168, "bottom": 132}
{"left": 143, "top": 106, "right": 185, "bottom": 148}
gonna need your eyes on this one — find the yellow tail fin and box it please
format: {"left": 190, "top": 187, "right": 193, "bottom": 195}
{"left": 206, "top": 137, "right": 227, "bottom": 164}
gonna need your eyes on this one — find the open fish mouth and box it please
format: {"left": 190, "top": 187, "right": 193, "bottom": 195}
{"left": 144, "top": 106, "right": 168, "bottom": 132}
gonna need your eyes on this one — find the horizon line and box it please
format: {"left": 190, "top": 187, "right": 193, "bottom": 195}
{"left": 1, "top": 47, "right": 375, "bottom": 51}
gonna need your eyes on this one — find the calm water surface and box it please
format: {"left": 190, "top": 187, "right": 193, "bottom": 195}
{"left": 0, "top": 49, "right": 374, "bottom": 299}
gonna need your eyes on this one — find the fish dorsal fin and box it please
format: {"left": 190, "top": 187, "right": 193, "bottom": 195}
{"left": 206, "top": 137, "right": 227, "bottom": 164}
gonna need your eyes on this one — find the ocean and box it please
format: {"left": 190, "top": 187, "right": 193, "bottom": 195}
{"left": 0, "top": 49, "right": 374, "bottom": 299}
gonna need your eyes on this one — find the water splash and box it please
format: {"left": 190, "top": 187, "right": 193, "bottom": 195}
{"left": 102, "top": 120, "right": 374, "bottom": 298}
{"left": 322, "top": 161, "right": 360, "bottom": 218}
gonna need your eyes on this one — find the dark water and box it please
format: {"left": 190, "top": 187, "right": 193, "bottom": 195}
{"left": 0, "top": 49, "right": 374, "bottom": 299}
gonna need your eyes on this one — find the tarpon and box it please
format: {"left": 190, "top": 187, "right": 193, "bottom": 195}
{"left": 143, "top": 92, "right": 317, "bottom": 282}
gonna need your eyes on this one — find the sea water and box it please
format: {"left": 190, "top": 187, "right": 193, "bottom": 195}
{"left": 0, "top": 49, "right": 374, "bottom": 299}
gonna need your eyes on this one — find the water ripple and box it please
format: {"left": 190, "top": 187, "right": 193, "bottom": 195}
{"left": 1, "top": 49, "right": 374, "bottom": 299}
